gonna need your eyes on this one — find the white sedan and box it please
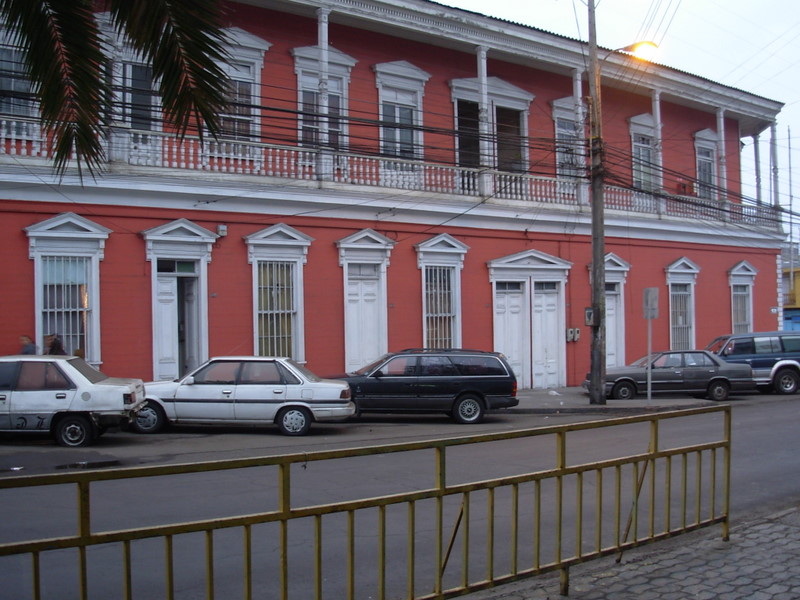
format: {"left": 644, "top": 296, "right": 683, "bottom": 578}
{"left": 134, "top": 357, "right": 355, "bottom": 436}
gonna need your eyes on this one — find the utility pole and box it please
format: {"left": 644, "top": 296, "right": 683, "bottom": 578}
{"left": 587, "top": 0, "right": 606, "bottom": 404}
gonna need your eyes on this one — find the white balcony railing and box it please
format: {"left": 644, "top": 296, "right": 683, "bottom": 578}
{"left": 0, "top": 121, "right": 781, "bottom": 231}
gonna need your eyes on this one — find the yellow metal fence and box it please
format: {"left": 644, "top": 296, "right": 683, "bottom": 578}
{"left": 0, "top": 406, "right": 730, "bottom": 599}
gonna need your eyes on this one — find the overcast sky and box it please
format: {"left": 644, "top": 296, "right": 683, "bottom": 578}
{"left": 437, "top": 0, "right": 800, "bottom": 234}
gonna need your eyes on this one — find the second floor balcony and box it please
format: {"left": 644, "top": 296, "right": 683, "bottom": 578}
{"left": 0, "top": 118, "right": 782, "bottom": 232}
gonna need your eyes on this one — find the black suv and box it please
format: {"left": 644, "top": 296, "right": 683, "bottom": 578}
{"left": 340, "top": 349, "right": 518, "bottom": 423}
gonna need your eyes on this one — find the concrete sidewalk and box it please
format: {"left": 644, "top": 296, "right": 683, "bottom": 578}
{"left": 510, "top": 385, "right": 716, "bottom": 414}
{"left": 463, "top": 505, "right": 800, "bottom": 599}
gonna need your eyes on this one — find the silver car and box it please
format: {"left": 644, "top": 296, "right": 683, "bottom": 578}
{"left": 583, "top": 350, "right": 757, "bottom": 401}
{"left": 135, "top": 357, "right": 355, "bottom": 436}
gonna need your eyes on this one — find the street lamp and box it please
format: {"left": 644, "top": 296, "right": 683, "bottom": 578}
{"left": 586, "top": 0, "right": 656, "bottom": 404}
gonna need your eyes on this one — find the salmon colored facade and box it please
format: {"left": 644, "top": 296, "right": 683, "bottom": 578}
{"left": 0, "top": 0, "right": 785, "bottom": 387}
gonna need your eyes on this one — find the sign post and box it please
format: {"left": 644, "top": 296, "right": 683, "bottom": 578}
{"left": 643, "top": 288, "right": 659, "bottom": 402}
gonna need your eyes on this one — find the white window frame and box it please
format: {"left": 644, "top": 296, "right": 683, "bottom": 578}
{"left": 729, "top": 260, "right": 757, "bottom": 333}
{"left": 292, "top": 45, "right": 356, "bottom": 150}
{"left": 245, "top": 224, "right": 313, "bottom": 362}
{"left": 415, "top": 234, "right": 468, "bottom": 348}
{"left": 450, "top": 76, "right": 533, "bottom": 171}
{"left": 694, "top": 128, "right": 718, "bottom": 200}
{"left": 630, "top": 113, "right": 658, "bottom": 192}
{"left": 25, "top": 213, "right": 111, "bottom": 365}
{"left": 666, "top": 257, "right": 700, "bottom": 350}
{"left": 374, "top": 61, "right": 431, "bottom": 161}
{"left": 552, "top": 96, "right": 584, "bottom": 178}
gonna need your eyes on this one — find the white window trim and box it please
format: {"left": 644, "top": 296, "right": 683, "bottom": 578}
{"left": 245, "top": 223, "right": 313, "bottom": 363}
{"left": 25, "top": 212, "right": 111, "bottom": 365}
{"left": 374, "top": 61, "right": 431, "bottom": 160}
{"left": 694, "top": 128, "right": 718, "bottom": 199}
{"left": 729, "top": 260, "right": 757, "bottom": 333}
{"left": 451, "top": 76, "right": 534, "bottom": 169}
{"left": 666, "top": 257, "right": 700, "bottom": 350}
{"left": 415, "top": 233, "right": 468, "bottom": 347}
{"left": 629, "top": 113, "right": 658, "bottom": 190}
{"left": 142, "top": 219, "right": 217, "bottom": 378}
{"left": 293, "top": 45, "right": 356, "bottom": 148}
{"left": 337, "top": 229, "right": 395, "bottom": 369}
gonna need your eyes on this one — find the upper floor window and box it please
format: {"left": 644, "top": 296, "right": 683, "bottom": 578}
{"left": 374, "top": 61, "right": 430, "bottom": 160}
{"left": 552, "top": 97, "right": 584, "bottom": 179}
{"left": 451, "top": 77, "right": 533, "bottom": 172}
{"left": 0, "top": 45, "right": 36, "bottom": 117}
{"left": 25, "top": 213, "right": 111, "bottom": 364}
{"left": 292, "top": 46, "right": 356, "bottom": 150}
{"left": 694, "top": 128, "right": 718, "bottom": 199}
{"left": 630, "top": 113, "right": 657, "bottom": 192}
{"left": 219, "top": 65, "right": 255, "bottom": 141}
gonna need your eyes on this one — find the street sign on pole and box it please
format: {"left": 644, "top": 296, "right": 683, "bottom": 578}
{"left": 643, "top": 287, "right": 659, "bottom": 402}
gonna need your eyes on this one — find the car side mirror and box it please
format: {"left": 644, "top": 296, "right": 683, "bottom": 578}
{"left": 183, "top": 376, "right": 195, "bottom": 385}
{"left": 372, "top": 370, "right": 383, "bottom": 378}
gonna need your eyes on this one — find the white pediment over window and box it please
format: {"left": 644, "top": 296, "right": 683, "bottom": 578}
{"left": 666, "top": 256, "right": 700, "bottom": 283}
{"left": 142, "top": 219, "right": 218, "bottom": 262}
{"left": 224, "top": 26, "right": 271, "bottom": 55}
{"left": 488, "top": 248, "right": 572, "bottom": 282}
{"left": 26, "top": 212, "right": 112, "bottom": 256}
{"left": 337, "top": 229, "right": 395, "bottom": 265}
{"left": 245, "top": 223, "right": 314, "bottom": 263}
{"left": 603, "top": 252, "right": 631, "bottom": 283}
{"left": 729, "top": 260, "right": 757, "bottom": 285}
{"left": 415, "top": 233, "right": 469, "bottom": 268}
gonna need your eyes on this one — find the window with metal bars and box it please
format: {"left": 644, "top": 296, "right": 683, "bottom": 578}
{"left": 731, "top": 284, "right": 751, "bottom": 333}
{"left": 256, "top": 261, "right": 296, "bottom": 357}
{"left": 41, "top": 256, "right": 91, "bottom": 356}
{"left": 669, "top": 283, "right": 693, "bottom": 350}
{"left": 424, "top": 266, "right": 455, "bottom": 348}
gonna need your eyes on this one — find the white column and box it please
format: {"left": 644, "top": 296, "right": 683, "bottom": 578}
{"left": 573, "top": 68, "right": 589, "bottom": 205}
{"left": 770, "top": 121, "right": 780, "bottom": 207}
{"left": 477, "top": 45, "right": 494, "bottom": 196}
{"left": 753, "top": 133, "right": 762, "bottom": 204}
{"left": 316, "top": 8, "right": 333, "bottom": 180}
{"left": 651, "top": 89, "right": 663, "bottom": 190}
{"left": 716, "top": 109, "right": 727, "bottom": 196}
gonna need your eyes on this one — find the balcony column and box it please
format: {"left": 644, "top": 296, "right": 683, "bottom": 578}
{"left": 316, "top": 7, "right": 334, "bottom": 181}
{"left": 716, "top": 108, "right": 729, "bottom": 220}
{"left": 770, "top": 121, "right": 780, "bottom": 208}
{"left": 753, "top": 132, "right": 763, "bottom": 204}
{"left": 476, "top": 45, "right": 494, "bottom": 197}
{"left": 652, "top": 89, "right": 665, "bottom": 215}
{"left": 573, "top": 68, "right": 589, "bottom": 205}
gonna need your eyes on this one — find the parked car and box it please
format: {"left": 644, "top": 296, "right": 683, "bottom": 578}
{"left": 706, "top": 331, "right": 800, "bottom": 394}
{"left": 339, "top": 349, "right": 518, "bottom": 423}
{"left": 582, "top": 350, "right": 756, "bottom": 401}
{"left": 0, "top": 355, "right": 146, "bottom": 447}
{"left": 134, "top": 357, "right": 355, "bottom": 436}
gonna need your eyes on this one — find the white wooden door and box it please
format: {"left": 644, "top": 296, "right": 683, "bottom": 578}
{"left": 345, "top": 274, "right": 382, "bottom": 372}
{"left": 605, "top": 286, "right": 621, "bottom": 367}
{"left": 532, "top": 287, "right": 560, "bottom": 388}
{"left": 154, "top": 276, "right": 180, "bottom": 381}
{"left": 493, "top": 284, "right": 530, "bottom": 387}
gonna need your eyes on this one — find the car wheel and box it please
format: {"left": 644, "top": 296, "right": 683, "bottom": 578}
{"left": 773, "top": 368, "right": 800, "bottom": 395}
{"left": 452, "top": 395, "right": 484, "bottom": 424}
{"left": 611, "top": 381, "right": 636, "bottom": 400}
{"left": 133, "top": 401, "right": 167, "bottom": 434}
{"left": 277, "top": 407, "right": 312, "bottom": 436}
{"left": 707, "top": 380, "right": 729, "bottom": 402}
{"left": 55, "top": 415, "right": 95, "bottom": 448}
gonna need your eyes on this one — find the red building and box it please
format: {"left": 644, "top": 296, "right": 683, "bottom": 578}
{"left": 0, "top": 0, "right": 785, "bottom": 387}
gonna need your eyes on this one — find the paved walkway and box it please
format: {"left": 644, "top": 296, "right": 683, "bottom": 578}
{"left": 464, "top": 506, "right": 800, "bottom": 599}
{"left": 469, "top": 387, "right": 800, "bottom": 599}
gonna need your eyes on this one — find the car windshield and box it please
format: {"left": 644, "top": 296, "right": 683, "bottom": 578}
{"left": 285, "top": 359, "right": 320, "bottom": 382}
{"left": 705, "top": 337, "right": 729, "bottom": 353}
{"left": 67, "top": 357, "right": 109, "bottom": 383}
{"left": 630, "top": 355, "right": 656, "bottom": 368}
{"left": 352, "top": 354, "right": 392, "bottom": 376}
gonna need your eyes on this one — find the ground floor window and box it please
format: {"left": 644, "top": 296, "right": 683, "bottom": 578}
{"left": 424, "top": 266, "right": 456, "bottom": 348}
{"left": 257, "top": 261, "right": 296, "bottom": 357}
{"left": 670, "top": 283, "right": 694, "bottom": 350}
{"left": 41, "top": 256, "right": 91, "bottom": 356}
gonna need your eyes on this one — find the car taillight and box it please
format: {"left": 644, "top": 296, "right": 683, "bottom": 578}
{"left": 340, "top": 388, "right": 351, "bottom": 399}
{"left": 123, "top": 393, "right": 133, "bottom": 405}
{"left": 512, "top": 381, "right": 517, "bottom": 396}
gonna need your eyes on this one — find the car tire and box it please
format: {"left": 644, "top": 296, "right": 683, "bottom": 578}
{"left": 133, "top": 400, "right": 167, "bottom": 434}
{"left": 55, "top": 415, "right": 95, "bottom": 448}
{"left": 611, "top": 381, "right": 636, "bottom": 400}
{"left": 452, "top": 395, "right": 485, "bottom": 424}
{"left": 276, "top": 407, "right": 312, "bottom": 436}
{"left": 707, "top": 380, "right": 729, "bottom": 401}
{"left": 773, "top": 368, "right": 800, "bottom": 395}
